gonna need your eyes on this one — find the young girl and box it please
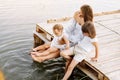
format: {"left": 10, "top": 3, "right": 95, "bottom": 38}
{"left": 31, "top": 24, "right": 70, "bottom": 62}
{"left": 62, "top": 21, "right": 99, "bottom": 80}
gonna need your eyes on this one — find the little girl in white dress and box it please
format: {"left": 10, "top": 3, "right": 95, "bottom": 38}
{"left": 31, "top": 24, "right": 70, "bottom": 62}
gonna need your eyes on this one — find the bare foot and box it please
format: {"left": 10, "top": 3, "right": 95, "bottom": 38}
{"left": 31, "top": 52, "right": 39, "bottom": 55}
{"left": 31, "top": 54, "right": 44, "bottom": 63}
{"left": 32, "top": 48, "right": 37, "bottom": 52}
{"left": 28, "top": 49, "right": 37, "bottom": 55}
{"left": 35, "top": 53, "right": 42, "bottom": 57}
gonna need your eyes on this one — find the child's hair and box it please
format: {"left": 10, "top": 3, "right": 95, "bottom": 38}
{"left": 53, "top": 24, "right": 63, "bottom": 31}
{"left": 81, "top": 4, "right": 93, "bottom": 22}
{"left": 82, "top": 21, "right": 96, "bottom": 38}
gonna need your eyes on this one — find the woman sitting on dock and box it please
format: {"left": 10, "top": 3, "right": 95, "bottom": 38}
{"left": 60, "top": 4, "right": 96, "bottom": 71}
{"left": 62, "top": 21, "right": 99, "bottom": 80}
{"left": 31, "top": 24, "right": 70, "bottom": 62}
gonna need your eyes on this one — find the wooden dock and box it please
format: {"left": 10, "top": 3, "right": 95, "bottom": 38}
{"left": 33, "top": 11, "right": 120, "bottom": 80}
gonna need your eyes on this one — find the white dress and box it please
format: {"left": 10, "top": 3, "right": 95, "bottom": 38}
{"left": 50, "top": 33, "right": 66, "bottom": 50}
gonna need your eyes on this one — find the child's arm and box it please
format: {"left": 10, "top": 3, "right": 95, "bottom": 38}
{"left": 62, "top": 35, "right": 70, "bottom": 49}
{"left": 91, "top": 42, "right": 99, "bottom": 61}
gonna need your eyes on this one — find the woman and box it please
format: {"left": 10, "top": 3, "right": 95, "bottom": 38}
{"left": 60, "top": 4, "right": 94, "bottom": 72}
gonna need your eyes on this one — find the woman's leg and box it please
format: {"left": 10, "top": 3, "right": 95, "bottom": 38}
{"left": 31, "top": 50, "right": 60, "bottom": 63}
{"left": 32, "top": 43, "right": 51, "bottom": 51}
{"left": 62, "top": 59, "right": 79, "bottom": 80}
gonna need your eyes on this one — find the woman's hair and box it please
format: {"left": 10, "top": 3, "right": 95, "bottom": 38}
{"left": 82, "top": 21, "right": 96, "bottom": 38}
{"left": 53, "top": 24, "right": 63, "bottom": 31}
{"left": 81, "top": 4, "right": 93, "bottom": 22}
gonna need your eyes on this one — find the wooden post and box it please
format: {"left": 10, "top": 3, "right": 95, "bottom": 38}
{"left": 33, "top": 34, "right": 44, "bottom": 48}
{"left": 33, "top": 24, "right": 45, "bottom": 47}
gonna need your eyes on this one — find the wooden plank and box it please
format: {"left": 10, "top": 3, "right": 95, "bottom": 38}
{"left": 33, "top": 31, "right": 50, "bottom": 43}
{"left": 98, "top": 19, "right": 120, "bottom": 28}
{"left": 101, "top": 62, "right": 120, "bottom": 74}
{"left": 98, "top": 51, "right": 120, "bottom": 61}
{"left": 77, "top": 65, "right": 98, "bottom": 80}
{"left": 94, "top": 13, "right": 120, "bottom": 22}
{"left": 106, "top": 70, "right": 120, "bottom": 80}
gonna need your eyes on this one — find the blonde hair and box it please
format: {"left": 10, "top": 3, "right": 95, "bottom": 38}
{"left": 82, "top": 21, "right": 96, "bottom": 38}
{"left": 53, "top": 24, "right": 63, "bottom": 31}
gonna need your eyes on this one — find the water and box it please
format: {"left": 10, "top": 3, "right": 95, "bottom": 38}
{"left": 0, "top": 0, "right": 119, "bottom": 80}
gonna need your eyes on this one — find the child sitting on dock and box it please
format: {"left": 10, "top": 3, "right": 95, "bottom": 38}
{"left": 31, "top": 24, "right": 70, "bottom": 62}
{"left": 62, "top": 21, "right": 99, "bottom": 80}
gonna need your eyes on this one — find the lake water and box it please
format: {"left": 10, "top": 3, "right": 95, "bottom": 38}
{"left": 0, "top": 0, "right": 119, "bottom": 80}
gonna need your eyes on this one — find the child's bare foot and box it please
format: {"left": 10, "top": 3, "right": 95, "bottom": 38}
{"left": 35, "top": 53, "right": 42, "bottom": 57}
{"left": 30, "top": 52, "right": 35, "bottom": 55}
{"left": 31, "top": 52, "right": 43, "bottom": 57}
{"left": 31, "top": 54, "right": 45, "bottom": 63}
{"left": 31, "top": 52, "right": 39, "bottom": 55}
{"left": 32, "top": 48, "right": 37, "bottom": 52}
{"left": 28, "top": 49, "right": 38, "bottom": 55}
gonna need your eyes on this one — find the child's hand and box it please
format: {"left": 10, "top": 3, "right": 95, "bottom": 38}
{"left": 91, "top": 57, "right": 98, "bottom": 62}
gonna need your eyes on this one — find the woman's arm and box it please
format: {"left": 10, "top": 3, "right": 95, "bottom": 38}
{"left": 91, "top": 42, "right": 99, "bottom": 61}
{"left": 65, "top": 18, "right": 76, "bottom": 34}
